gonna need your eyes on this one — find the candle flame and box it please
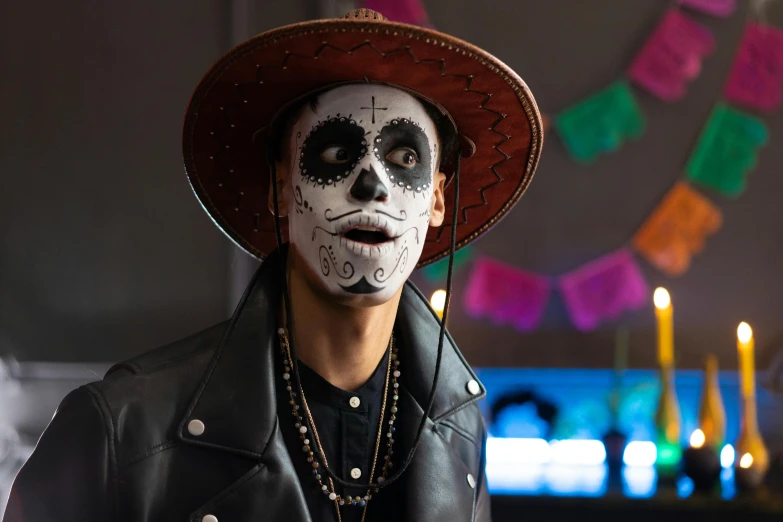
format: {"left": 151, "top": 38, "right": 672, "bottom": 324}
{"left": 737, "top": 322, "right": 753, "bottom": 344}
{"left": 430, "top": 289, "right": 447, "bottom": 314}
{"left": 653, "top": 287, "right": 671, "bottom": 310}
{"left": 689, "top": 429, "right": 706, "bottom": 449}
{"left": 739, "top": 452, "right": 754, "bottom": 469}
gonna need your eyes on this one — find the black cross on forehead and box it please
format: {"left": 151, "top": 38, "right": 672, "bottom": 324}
{"left": 360, "top": 96, "right": 387, "bottom": 124}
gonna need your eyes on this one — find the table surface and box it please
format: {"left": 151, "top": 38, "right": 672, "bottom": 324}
{"left": 488, "top": 464, "right": 783, "bottom": 522}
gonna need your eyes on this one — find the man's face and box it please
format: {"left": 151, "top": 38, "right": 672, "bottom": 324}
{"left": 283, "top": 84, "right": 444, "bottom": 305}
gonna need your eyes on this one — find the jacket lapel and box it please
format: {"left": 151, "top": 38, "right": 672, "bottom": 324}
{"left": 188, "top": 427, "right": 312, "bottom": 522}
{"left": 176, "top": 247, "right": 312, "bottom": 521}
{"left": 396, "top": 387, "right": 477, "bottom": 522}
{"left": 176, "top": 248, "right": 282, "bottom": 458}
{"left": 396, "top": 282, "right": 486, "bottom": 421}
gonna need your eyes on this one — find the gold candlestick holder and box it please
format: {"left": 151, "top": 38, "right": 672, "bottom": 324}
{"left": 698, "top": 355, "right": 726, "bottom": 451}
{"left": 734, "top": 396, "right": 769, "bottom": 490}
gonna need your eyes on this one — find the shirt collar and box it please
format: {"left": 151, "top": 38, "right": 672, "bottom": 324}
{"left": 294, "top": 348, "right": 390, "bottom": 412}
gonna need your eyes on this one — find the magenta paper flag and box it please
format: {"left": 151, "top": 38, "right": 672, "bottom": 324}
{"left": 463, "top": 257, "right": 551, "bottom": 332}
{"left": 558, "top": 249, "right": 649, "bottom": 331}
{"left": 363, "top": 0, "right": 430, "bottom": 26}
{"left": 628, "top": 9, "right": 715, "bottom": 102}
{"left": 677, "top": 0, "right": 736, "bottom": 17}
{"left": 724, "top": 22, "right": 783, "bottom": 112}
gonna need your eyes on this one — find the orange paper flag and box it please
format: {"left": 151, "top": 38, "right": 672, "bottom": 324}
{"left": 633, "top": 182, "right": 722, "bottom": 276}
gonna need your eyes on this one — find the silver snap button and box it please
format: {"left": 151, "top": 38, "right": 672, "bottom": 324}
{"left": 467, "top": 473, "right": 475, "bottom": 489}
{"left": 188, "top": 419, "right": 205, "bottom": 436}
{"left": 349, "top": 396, "right": 361, "bottom": 408}
{"left": 466, "top": 380, "right": 480, "bottom": 395}
{"left": 202, "top": 515, "right": 218, "bottom": 522}
{"left": 350, "top": 467, "right": 362, "bottom": 479}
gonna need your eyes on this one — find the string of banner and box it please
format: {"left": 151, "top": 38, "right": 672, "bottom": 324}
{"left": 413, "top": 0, "right": 783, "bottom": 332}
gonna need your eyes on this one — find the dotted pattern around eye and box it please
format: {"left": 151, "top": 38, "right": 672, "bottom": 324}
{"left": 373, "top": 118, "right": 432, "bottom": 197}
{"left": 298, "top": 115, "right": 368, "bottom": 188}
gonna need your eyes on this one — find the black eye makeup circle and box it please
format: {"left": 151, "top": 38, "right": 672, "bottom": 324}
{"left": 373, "top": 118, "right": 432, "bottom": 193}
{"left": 299, "top": 117, "right": 367, "bottom": 186}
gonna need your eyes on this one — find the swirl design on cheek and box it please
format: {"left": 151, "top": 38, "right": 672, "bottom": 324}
{"left": 373, "top": 245, "right": 409, "bottom": 283}
{"left": 294, "top": 185, "right": 304, "bottom": 214}
{"left": 319, "top": 246, "right": 331, "bottom": 276}
{"left": 318, "top": 244, "right": 355, "bottom": 280}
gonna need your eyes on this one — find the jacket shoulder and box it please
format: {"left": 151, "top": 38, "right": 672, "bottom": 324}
{"left": 102, "top": 321, "right": 228, "bottom": 380}
{"left": 83, "top": 322, "right": 228, "bottom": 465}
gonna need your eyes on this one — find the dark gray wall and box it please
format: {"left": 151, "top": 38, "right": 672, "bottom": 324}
{"left": 0, "top": 1, "right": 307, "bottom": 361}
{"left": 1, "top": 1, "right": 782, "bottom": 369}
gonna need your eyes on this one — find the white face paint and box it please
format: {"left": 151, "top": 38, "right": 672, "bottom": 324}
{"left": 285, "top": 84, "right": 440, "bottom": 304}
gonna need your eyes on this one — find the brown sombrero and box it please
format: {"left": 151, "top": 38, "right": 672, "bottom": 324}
{"left": 183, "top": 8, "right": 543, "bottom": 267}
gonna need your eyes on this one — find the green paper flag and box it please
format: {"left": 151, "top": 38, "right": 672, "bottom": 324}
{"left": 686, "top": 103, "right": 768, "bottom": 197}
{"left": 556, "top": 81, "right": 646, "bottom": 163}
{"left": 420, "top": 246, "right": 474, "bottom": 283}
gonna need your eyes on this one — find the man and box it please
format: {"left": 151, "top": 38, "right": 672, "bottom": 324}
{"left": 3, "top": 9, "right": 542, "bottom": 522}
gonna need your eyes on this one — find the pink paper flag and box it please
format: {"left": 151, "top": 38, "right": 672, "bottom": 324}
{"left": 724, "top": 22, "right": 783, "bottom": 112}
{"left": 558, "top": 249, "right": 649, "bottom": 332}
{"left": 463, "top": 257, "right": 551, "bottom": 332}
{"left": 677, "top": 0, "right": 736, "bottom": 17}
{"left": 363, "top": 0, "right": 430, "bottom": 26}
{"left": 628, "top": 9, "right": 715, "bottom": 102}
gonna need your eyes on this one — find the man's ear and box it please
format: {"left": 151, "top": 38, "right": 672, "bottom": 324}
{"left": 429, "top": 171, "right": 447, "bottom": 227}
{"left": 267, "top": 159, "right": 291, "bottom": 217}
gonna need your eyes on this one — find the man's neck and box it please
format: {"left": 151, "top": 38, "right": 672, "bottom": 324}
{"left": 283, "top": 252, "right": 401, "bottom": 392}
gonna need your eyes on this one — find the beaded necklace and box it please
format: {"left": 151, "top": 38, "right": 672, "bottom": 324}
{"left": 278, "top": 328, "right": 400, "bottom": 522}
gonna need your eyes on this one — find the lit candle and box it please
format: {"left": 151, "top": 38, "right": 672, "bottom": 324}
{"left": 430, "top": 289, "right": 447, "bottom": 320}
{"left": 737, "top": 322, "right": 755, "bottom": 399}
{"left": 654, "top": 288, "right": 673, "bottom": 368}
{"left": 690, "top": 429, "right": 706, "bottom": 449}
{"left": 739, "top": 453, "right": 754, "bottom": 469}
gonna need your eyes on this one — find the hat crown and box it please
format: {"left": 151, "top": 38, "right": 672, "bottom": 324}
{"left": 342, "top": 8, "right": 388, "bottom": 21}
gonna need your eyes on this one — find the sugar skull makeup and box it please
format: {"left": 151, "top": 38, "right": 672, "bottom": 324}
{"left": 285, "top": 84, "right": 441, "bottom": 304}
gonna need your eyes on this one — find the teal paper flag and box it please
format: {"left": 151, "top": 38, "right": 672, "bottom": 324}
{"left": 686, "top": 103, "right": 768, "bottom": 197}
{"left": 420, "top": 246, "right": 474, "bottom": 283}
{"left": 556, "top": 81, "right": 646, "bottom": 163}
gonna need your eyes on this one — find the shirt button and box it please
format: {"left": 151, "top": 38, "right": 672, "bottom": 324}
{"left": 467, "top": 473, "right": 476, "bottom": 489}
{"left": 349, "top": 396, "right": 361, "bottom": 408}
{"left": 188, "top": 419, "right": 205, "bottom": 436}
{"left": 466, "top": 379, "right": 481, "bottom": 395}
{"left": 350, "top": 468, "right": 362, "bottom": 479}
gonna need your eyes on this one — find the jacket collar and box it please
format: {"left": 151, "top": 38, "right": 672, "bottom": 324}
{"left": 177, "top": 246, "right": 485, "bottom": 458}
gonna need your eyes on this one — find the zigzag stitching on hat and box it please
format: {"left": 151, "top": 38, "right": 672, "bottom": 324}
{"left": 211, "top": 37, "right": 511, "bottom": 239}
{"left": 431, "top": 98, "right": 510, "bottom": 245}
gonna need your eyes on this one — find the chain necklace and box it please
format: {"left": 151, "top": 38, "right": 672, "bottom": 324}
{"left": 278, "top": 328, "right": 400, "bottom": 522}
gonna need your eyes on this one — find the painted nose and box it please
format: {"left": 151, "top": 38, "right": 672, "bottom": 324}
{"left": 349, "top": 166, "right": 389, "bottom": 202}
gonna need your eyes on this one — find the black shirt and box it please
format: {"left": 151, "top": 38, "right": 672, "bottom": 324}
{"left": 276, "top": 345, "right": 401, "bottom": 522}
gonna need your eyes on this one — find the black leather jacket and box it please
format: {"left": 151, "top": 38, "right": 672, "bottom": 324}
{"left": 3, "top": 251, "right": 490, "bottom": 522}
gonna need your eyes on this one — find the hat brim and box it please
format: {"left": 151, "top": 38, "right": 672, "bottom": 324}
{"left": 183, "top": 15, "right": 543, "bottom": 267}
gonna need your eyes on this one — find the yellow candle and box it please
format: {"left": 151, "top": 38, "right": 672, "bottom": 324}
{"left": 737, "top": 322, "right": 755, "bottom": 398}
{"left": 654, "top": 288, "right": 673, "bottom": 368}
{"left": 430, "top": 289, "right": 447, "bottom": 320}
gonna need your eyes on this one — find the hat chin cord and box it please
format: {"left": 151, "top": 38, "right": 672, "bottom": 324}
{"left": 269, "top": 146, "right": 461, "bottom": 491}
